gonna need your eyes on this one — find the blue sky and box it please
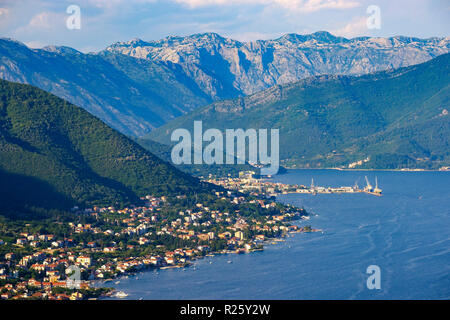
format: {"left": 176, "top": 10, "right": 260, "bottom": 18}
{"left": 0, "top": 0, "right": 449, "bottom": 52}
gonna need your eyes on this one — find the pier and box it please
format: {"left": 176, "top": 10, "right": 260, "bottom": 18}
{"left": 205, "top": 173, "right": 383, "bottom": 197}
{"left": 285, "top": 176, "right": 382, "bottom": 196}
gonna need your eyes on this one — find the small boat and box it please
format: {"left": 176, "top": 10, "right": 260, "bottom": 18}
{"left": 227, "top": 260, "right": 232, "bottom": 264}
{"left": 114, "top": 291, "right": 128, "bottom": 298}
{"left": 115, "top": 281, "right": 120, "bottom": 285}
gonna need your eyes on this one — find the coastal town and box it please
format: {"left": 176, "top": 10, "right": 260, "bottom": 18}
{"left": 0, "top": 180, "right": 314, "bottom": 300}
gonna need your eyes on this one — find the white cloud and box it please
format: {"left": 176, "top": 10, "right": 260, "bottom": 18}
{"left": 332, "top": 16, "right": 367, "bottom": 37}
{"left": 0, "top": 7, "right": 11, "bottom": 27}
{"left": 0, "top": 7, "right": 10, "bottom": 17}
{"left": 277, "top": 0, "right": 361, "bottom": 12}
{"left": 13, "top": 11, "right": 66, "bottom": 37}
{"left": 28, "top": 12, "right": 53, "bottom": 28}
{"left": 174, "top": 0, "right": 361, "bottom": 12}
{"left": 82, "top": 0, "right": 156, "bottom": 8}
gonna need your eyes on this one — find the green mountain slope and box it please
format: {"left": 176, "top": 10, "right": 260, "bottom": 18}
{"left": 148, "top": 53, "right": 450, "bottom": 170}
{"left": 0, "top": 79, "right": 204, "bottom": 216}
{"left": 133, "top": 137, "right": 258, "bottom": 178}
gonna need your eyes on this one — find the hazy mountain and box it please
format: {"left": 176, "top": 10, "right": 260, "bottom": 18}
{"left": 0, "top": 79, "right": 204, "bottom": 217}
{"left": 1, "top": 32, "right": 449, "bottom": 136}
{"left": 0, "top": 39, "right": 211, "bottom": 136}
{"left": 147, "top": 53, "right": 450, "bottom": 170}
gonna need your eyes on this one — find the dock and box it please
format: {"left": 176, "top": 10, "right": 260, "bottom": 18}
{"left": 280, "top": 176, "right": 382, "bottom": 196}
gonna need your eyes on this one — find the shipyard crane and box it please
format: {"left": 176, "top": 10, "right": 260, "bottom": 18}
{"left": 353, "top": 177, "right": 360, "bottom": 190}
{"left": 373, "top": 177, "right": 382, "bottom": 194}
{"left": 364, "top": 176, "right": 373, "bottom": 192}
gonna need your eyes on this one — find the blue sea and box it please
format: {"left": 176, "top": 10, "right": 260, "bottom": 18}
{"left": 102, "top": 170, "right": 450, "bottom": 299}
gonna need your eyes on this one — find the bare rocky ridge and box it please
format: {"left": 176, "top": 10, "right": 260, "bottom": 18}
{"left": 106, "top": 31, "right": 450, "bottom": 99}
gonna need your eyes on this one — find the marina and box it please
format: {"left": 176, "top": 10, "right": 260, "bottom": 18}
{"left": 206, "top": 172, "right": 383, "bottom": 197}
{"left": 300, "top": 176, "right": 383, "bottom": 196}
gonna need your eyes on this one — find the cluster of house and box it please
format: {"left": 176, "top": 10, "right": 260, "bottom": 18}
{"left": 0, "top": 248, "right": 94, "bottom": 300}
{"left": 0, "top": 192, "right": 306, "bottom": 299}
{"left": 0, "top": 282, "right": 86, "bottom": 300}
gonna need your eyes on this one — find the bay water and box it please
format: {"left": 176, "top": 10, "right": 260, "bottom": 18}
{"left": 102, "top": 170, "right": 450, "bottom": 299}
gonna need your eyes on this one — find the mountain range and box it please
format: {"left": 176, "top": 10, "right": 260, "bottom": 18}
{"left": 107, "top": 32, "right": 450, "bottom": 98}
{"left": 1, "top": 32, "right": 449, "bottom": 136}
{"left": 0, "top": 39, "right": 212, "bottom": 136}
{"left": 147, "top": 53, "right": 450, "bottom": 170}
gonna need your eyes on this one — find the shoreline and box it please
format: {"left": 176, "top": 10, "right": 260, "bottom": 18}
{"left": 95, "top": 216, "right": 319, "bottom": 299}
{"left": 279, "top": 167, "right": 450, "bottom": 173}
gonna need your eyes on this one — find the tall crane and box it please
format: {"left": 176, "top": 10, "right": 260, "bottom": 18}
{"left": 364, "top": 176, "right": 372, "bottom": 192}
{"left": 353, "top": 177, "right": 360, "bottom": 190}
{"left": 310, "top": 178, "right": 317, "bottom": 195}
{"left": 373, "top": 176, "right": 382, "bottom": 194}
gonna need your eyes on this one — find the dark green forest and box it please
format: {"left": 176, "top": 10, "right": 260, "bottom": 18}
{"left": 0, "top": 79, "right": 207, "bottom": 217}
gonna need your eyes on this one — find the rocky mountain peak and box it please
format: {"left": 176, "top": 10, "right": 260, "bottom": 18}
{"left": 41, "top": 45, "right": 82, "bottom": 55}
{"left": 1, "top": 33, "right": 450, "bottom": 136}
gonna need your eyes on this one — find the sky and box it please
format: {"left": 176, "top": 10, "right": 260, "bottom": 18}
{"left": 0, "top": 0, "right": 449, "bottom": 52}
